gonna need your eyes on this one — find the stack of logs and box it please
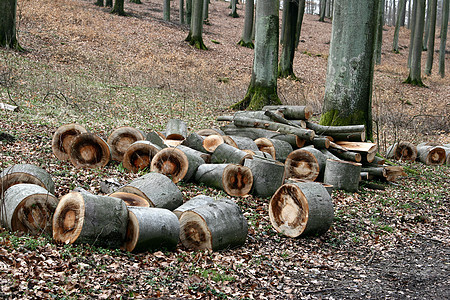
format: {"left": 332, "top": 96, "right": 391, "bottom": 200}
{"left": 386, "top": 141, "right": 449, "bottom": 166}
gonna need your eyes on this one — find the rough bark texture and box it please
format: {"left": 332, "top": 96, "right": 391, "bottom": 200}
{"left": 111, "top": 0, "right": 126, "bottom": 15}
{"left": 173, "top": 195, "right": 215, "bottom": 218}
{"left": 238, "top": 0, "right": 254, "bottom": 48}
{"left": 244, "top": 155, "right": 285, "bottom": 198}
{"left": 0, "top": 0, "right": 21, "bottom": 50}
{"left": 0, "top": 164, "right": 55, "bottom": 194}
{"left": 51, "top": 124, "right": 88, "bottom": 161}
{"left": 186, "top": 0, "right": 207, "bottom": 50}
{"left": 323, "top": 159, "right": 362, "bottom": 192}
{"left": 405, "top": 0, "right": 426, "bottom": 86}
{"left": 439, "top": 0, "right": 449, "bottom": 78}
{"left": 319, "top": 0, "right": 379, "bottom": 142}
{"left": 107, "top": 126, "right": 145, "bottom": 162}
{"left": 279, "top": 0, "right": 299, "bottom": 79}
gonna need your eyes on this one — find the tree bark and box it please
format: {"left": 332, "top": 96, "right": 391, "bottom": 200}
{"left": 439, "top": 0, "right": 449, "bottom": 77}
{"left": 181, "top": 132, "right": 208, "bottom": 153}
{"left": 279, "top": 0, "right": 299, "bottom": 79}
{"left": 244, "top": 155, "right": 285, "bottom": 198}
{"left": 0, "top": 0, "right": 22, "bottom": 50}
{"left": 173, "top": 195, "right": 215, "bottom": 218}
{"left": 186, "top": 0, "right": 207, "bottom": 49}
{"left": 0, "top": 163, "right": 55, "bottom": 194}
{"left": 295, "top": 0, "right": 306, "bottom": 48}
{"left": 416, "top": 145, "right": 446, "bottom": 165}
{"left": 107, "top": 126, "right": 145, "bottom": 162}
{"left": 319, "top": 0, "right": 327, "bottom": 21}
{"left": 211, "top": 143, "right": 252, "bottom": 165}
{"left": 111, "top": 0, "right": 126, "bottom": 15}
{"left": 405, "top": 0, "right": 426, "bottom": 86}
{"left": 254, "top": 137, "right": 293, "bottom": 162}
{"left": 164, "top": 0, "right": 170, "bottom": 21}
{"left": 238, "top": 0, "right": 254, "bottom": 47}
{"left": 230, "top": 0, "right": 239, "bottom": 18}
{"left": 425, "top": 0, "right": 437, "bottom": 75}
{"left": 263, "top": 105, "right": 313, "bottom": 120}
{"left": 393, "top": 0, "right": 407, "bottom": 52}
{"left": 385, "top": 141, "right": 418, "bottom": 161}
{"left": 423, "top": 0, "right": 432, "bottom": 50}
{"left": 52, "top": 124, "right": 88, "bottom": 161}
{"left": 176, "top": 144, "right": 211, "bottom": 163}
{"left": 408, "top": 0, "right": 418, "bottom": 66}
{"left": 179, "top": 0, "right": 185, "bottom": 24}
{"left": 374, "top": 0, "right": 385, "bottom": 64}
{"left": 165, "top": 119, "right": 188, "bottom": 140}
{"left": 323, "top": 159, "right": 362, "bottom": 192}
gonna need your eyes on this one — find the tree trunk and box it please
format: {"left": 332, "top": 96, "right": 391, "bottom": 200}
{"left": 279, "top": 0, "right": 299, "bottom": 79}
{"left": 179, "top": 199, "right": 248, "bottom": 251}
{"left": 439, "top": 0, "right": 449, "bottom": 77}
{"left": 111, "top": 0, "right": 126, "bottom": 15}
{"left": 0, "top": 0, "right": 22, "bottom": 50}
{"left": 186, "top": 0, "right": 207, "bottom": 49}
{"left": 231, "top": 0, "right": 281, "bottom": 110}
{"left": 408, "top": 0, "right": 418, "bottom": 66}
{"left": 115, "top": 172, "right": 183, "bottom": 210}
{"left": 109, "top": 191, "right": 149, "bottom": 207}
{"left": 323, "top": 159, "right": 362, "bottom": 192}
{"left": 194, "top": 164, "right": 253, "bottom": 196}
{"left": 0, "top": 163, "right": 55, "bottom": 194}
{"left": 211, "top": 143, "right": 252, "bottom": 165}
{"left": 374, "top": 0, "right": 385, "bottom": 64}
{"left": 52, "top": 124, "right": 88, "bottom": 161}
{"left": 269, "top": 181, "right": 334, "bottom": 237}
{"left": 319, "top": 0, "right": 327, "bottom": 21}
{"left": 394, "top": 0, "right": 407, "bottom": 52}
{"left": 416, "top": 145, "right": 446, "bottom": 165}
{"left": 164, "top": 0, "right": 170, "bottom": 21}
{"left": 295, "top": 0, "right": 306, "bottom": 48}
{"left": 181, "top": 132, "right": 208, "bottom": 153}
{"left": 203, "top": 0, "right": 209, "bottom": 22}
{"left": 2, "top": 184, "right": 58, "bottom": 235}
{"left": 186, "top": 0, "right": 192, "bottom": 24}
{"left": 69, "top": 133, "right": 111, "bottom": 169}
{"left": 230, "top": 0, "right": 239, "bottom": 18}
{"left": 425, "top": 0, "right": 439, "bottom": 75}
{"left": 385, "top": 141, "right": 418, "bottom": 161}
{"left": 405, "top": 0, "right": 426, "bottom": 86}
{"left": 180, "top": 0, "right": 185, "bottom": 24}
{"left": 244, "top": 155, "right": 285, "bottom": 198}
{"left": 122, "top": 140, "right": 161, "bottom": 173}
{"left": 107, "top": 126, "right": 145, "bottom": 162}
{"left": 165, "top": 119, "right": 188, "bottom": 140}
{"left": 53, "top": 192, "right": 128, "bottom": 247}
{"left": 254, "top": 137, "right": 293, "bottom": 162}
{"left": 423, "top": 0, "right": 432, "bottom": 50}
{"left": 173, "top": 195, "right": 215, "bottom": 218}
{"left": 122, "top": 207, "right": 179, "bottom": 252}
{"left": 401, "top": 0, "right": 407, "bottom": 26}
{"left": 105, "top": 0, "right": 113, "bottom": 6}
{"left": 319, "top": 0, "right": 379, "bottom": 141}
{"left": 95, "top": 0, "right": 104, "bottom": 7}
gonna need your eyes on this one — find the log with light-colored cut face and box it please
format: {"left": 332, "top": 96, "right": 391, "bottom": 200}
{"left": 254, "top": 138, "right": 276, "bottom": 158}
{"left": 107, "top": 126, "right": 145, "bottom": 162}
{"left": 109, "top": 192, "right": 149, "bottom": 207}
{"left": 196, "top": 128, "right": 224, "bottom": 136}
{"left": 202, "top": 135, "right": 224, "bottom": 153}
{"left": 0, "top": 164, "right": 55, "bottom": 194}
{"left": 52, "top": 124, "right": 88, "bottom": 161}
{"left": 69, "top": 133, "right": 111, "bottom": 168}
{"left": 123, "top": 141, "right": 160, "bottom": 173}
{"left": 254, "top": 138, "right": 292, "bottom": 162}
{"left": 173, "top": 195, "right": 215, "bottom": 218}
{"left": 417, "top": 145, "right": 446, "bottom": 165}
{"left": 151, "top": 148, "right": 189, "bottom": 183}
{"left": 284, "top": 149, "right": 320, "bottom": 181}
{"left": 52, "top": 192, "right": 85, "bottom": 245}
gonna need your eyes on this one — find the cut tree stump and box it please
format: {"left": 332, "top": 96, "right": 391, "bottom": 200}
{"left": 69, "top": 133, "right": 111, "bottom": 169}
{"left": 284, "top": 149, "right": 321, "bottom": 181}
{"left": 202, "top": 135, "right": 225, "bottom": 153}
{"left": 384, "top": 166, "right": 407, "bottom": 181}
{"left": 122, "top": 207, "right": 180, "bottom": 252}
{"left": 109, "top": 192, "right": 150, "bottom": 207}
{"left": 195, "top": 164, "right": 253, "bottom": 197}
{"left": 165, "top": 119, "right": 188, "bottom": 140}
{"left": 0, "top": 164, "right": 55, "bottom": 194}
{"left": 262, "top": 105, "right": 313, "bottom": 120}
{"left": 173, "top": 195, "right": 215, "bottom": 218}
{"left": 150, "top": 148, "right": 189, "bottom": 183}
{"left": 107, "top": 126, "right": 145, "bottom": 162}
{"left": 244, "top": 156, "right": 285, "bottom": 198}
{"left": 52, "top": 192, "right": 128, "bottom": 248}
{"left": 416, "top": 145, "right": 446, "bottom": 165}
{"left": 211, "top": 143, "right": 252, "bottom": 165}
{"left": 323, "top": 159, "right": 362, "bottom": 192}
{"left": 2, "top": 184, "right": 58, "bottom": 235}
{"left": 386, "top": 142, "right": 418, "bottom": 162}
{"left": 114, "top": 172, "right": 183, "bottom": 210}
{"left": 122, "top": 141, "right": 161, "bottom": 173}
{"left": 52, "top": 124, "right": 88, "bottom": 161}
{"left": 179, "top": 199, "right": 248, "bottom": 251}
{"left": 269, "top": 181, "right": 334, "bottom": 237}
{"left": 254, "top": 138, "right": 293, "bottom": 162}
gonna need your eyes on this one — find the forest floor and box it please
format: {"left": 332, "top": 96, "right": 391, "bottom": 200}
{"left": 0, "top": 0, "right": 449, "bottom": 298}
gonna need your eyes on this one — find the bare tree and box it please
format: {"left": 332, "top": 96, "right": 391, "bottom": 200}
{"left": 405, "top": 0, "right": 426, "bottom": 86}
{"left": 185, "top": 0, "right": 206, "bottom": 49}
{"left": 238, "top": 0, "right": 254, "bottom": 48}
{"left": 439, "top": 0, "right": 449, "bottom": 77}
{"left": 425, "top": 0, "right": 437, "bottom": 74}
{"left": 0, "top": 0, "right": 22, "bottom": 50}
{"left": 279, "top": 0, "right": 299, "bottom": 79}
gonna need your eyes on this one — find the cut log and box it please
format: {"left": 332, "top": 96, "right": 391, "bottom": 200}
{"left": 371, "top": 155, "right": 386, "bottom": 165}
{"left": 211, "top": 143, "right": 252, "bottom": 165}
{"left": 225, "top": 135, "right": 259, "bottom": 151}
{"left": 0, "top": 164, "right": 55, "bottom": 194}
{"left": 323, "top": 159, "right": 362, "bottom": 192}
{"left": 244, "top": 156, "right": 285, "bottom": 198}
{"left": 52, "top": 192, "right": 128, "bottom": 248}
{"left": 305, "top": 121, "right": 365, "bottom": 134}
{"left": 173, "top": 195, "right": 215, "bottom": 218}
{"left": 302, "top": 136, "right": 331, "bottom": 149}
{"left": 202, "top": 134, "right": 224, "bottom": 153}
{"left": 416, "top": 145, "right": 446, "bottom": 165}
{"left": 107, "top": 126, "right": 145, "bottom": 162}
{"left": 361, "top": 167, "right": 387, "bottom": 178}
{"left": 164, "top": 139, "right": 184, "bottom": 147}
{"left": 319, "top": 148, "right": 340, "bottom": 161}
{"left": 328, "top": 148, "right": 362, "bottom": 163}
{"left": 146, "top": 131, "right": 168, "bottom": 149}
{"left": 51, "top": 124, "right": 88, "bottom": 161}
{"left": 254, "top": 138, "right": 293, "bottom": 162}
{"left": 165, "top": 119, "right": 188, "bottom": 140}
{"left": 285, "top": 178, "right": 334, "bottom": 196}
{"left": 269, "top": 181, "right": 334, "bottom": 237}
{"left": 175, "top": 144, "right": 211, "bottom": 163}
{"left": 262, "top": 105, "right": 314, "bottom": 120}
{"left": 122, "top": 141, "right": 161, "bottom": 173}
{"left": 181, "top": 133, "right": 208, "bottom": 153}
{"left": 122, "top": 207, "right": 179, "bottom": 252}
{"left": 386, "top": 142, "right": 418, "bottom": 162}
{"left": 284, "top": 149, "right": 321, "bottom": 181}
{"left": 179, "top": 199, "right": 247, "bottom": 251}
{"left": 150, "top": 147, "right": 189, "bottom": 183}
{"left": 196, "top": 128, "right": 225, "bottom": 136}
{"left": 233, "top": 116, "right": 315, "bottom": 140}
{"left": 195, "top": 164, "right": 253, "bottom": 197}
{"left": 69, "top": 133, "right": 111, "bottom": 169}
{"left": 114, "top": 172, "right": 183, "bottom": 210}
{"left": 109, "top": 192, "right": 149, "bottom": 207}
{"left": 384, "top": 166, "right": 407, "bottom": 181}
{"left": 263, "top": 110, "right": 305, "bottom": 128}
{"left": 2, "top": 184, "right": 58, "bottom": 235}
{"left": 335, "top": 141, "right": 377, "bottom": 162}
{"left": 222, "top": 135, "right": 239, "bottom": 148}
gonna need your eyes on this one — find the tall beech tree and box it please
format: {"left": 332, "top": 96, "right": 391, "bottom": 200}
{"left": 319, "top": 0, "right": 380, "bottom": 141}
{"left": 231, "top": 0, "right": 281, "bottom": 110}
{"left": 405, "top": 0, "right": 426, "bottom": 86}
{"left": 186, "top": 0, "right": 207, "bottom": 50}
{"left": 439, "top": 0, "right": 449, "bottom": 78}
{"left": 111, "top": 0, "right": 125, "bottom": 15}
{"left": 295, "top": 0, "right": 306, "bottom": 48}
{"left": 278, "top": 0, "right": 299, "bottom": 79}
{"left": 374, "top": 0, "right": 385, "bottom": 64}
{"left": 425, "top": 0, "right": 437, "bottom": 75}
{"left": 238, "top": 0, "right": 254, "bottom": 48}
{"left": 164, "top": 0, "right": 170, "bottom": 21}
{"left": 319, "top": 0, "right": 327, "bottom": 22}
{"left": 0, "top": 0, "right": 22, "bottom": 50}
{"left": 393, "top": 0, "right": 407, "bottom": 52}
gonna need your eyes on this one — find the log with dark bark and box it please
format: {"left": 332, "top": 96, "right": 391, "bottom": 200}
{"left": 69, "top": 133, "right": 111, "bottom": 169}
{"left": 173, "top": 195, "right": 215, "bottom": 218}
{"left": 51, "top": 124, "right": 88, "bottom": 161}
{"left": 146, "top": 131, "right": 168, "bottom": 149}
{"left": 305, "top": 121, "right": 365, "bottom": 141}
{"left": 176, "top": 145, "right": 211, "bottom": 163}
{"left": 211, "top": 143, "right": 252, "bottom": 165}
{"left": 52, "top": 192, "right": 128, "bottom": 248}
{"left": 328, "top": 147, "right": 362, "bottom": 163}
{"left": 194, "top": 164, "right": 253, "bottom": 197}
{"left": 386, "top": 141, "right": 418, "bottom": 161}
{"left": 122, "top": 207, "right": 179, "bottom": 252}
{"left": 302, "top": 136, "right": 331, "bottom": 149}
{"left": 165, "top": 119, "right": 188, "bottom": 140}
{"left": 323, "top": 159, "right": 362, "bottom": 192}
{"left": 114, "top": 172, "right": 183, "bottom": 210}
{"left": 335, "top": 141, "right": 377, "bottom": 163}
{"left": 196, "top": 128, "right": 225, "bottom": 136}
{"left": 262, "top": 105, "right": 314, "bottom": 120}
{"left": 122, "top": 141, "right": 161, "bottom": 173}
{"left": 150, "top": 148, "right": 189, "bottom": 183}
{"left": 269, "top": 181, "right": 334, "bottom": 237}
{"left": 254, "top": 138, "right": 293, "bottom": 162}
{"left": 181, "top": 133, "right": 208, "bottom": 153}
{"left": 416, "top": 145, "right": 446, "bottom": 165}
{"left": 107, "top": 126, "right": 145, "bottom": 162}
{"left": 109, "top": 192, "right": 149, "bottom": 207}
{"left": 2, "top": 184, "right": 58, "bottom": 235}
{"left": 244, "top": 156, "right": 285, "bottom": 198}
{"left": 179, "top": 199, "right": 248, "bottom": 251}
{"left": 0, "top": 164, "right": 55, "bottom": 194}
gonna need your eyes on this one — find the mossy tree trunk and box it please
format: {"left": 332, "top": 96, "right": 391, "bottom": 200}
{"left": 319, "top": 0, "right": 379, "bottom": 142}
{"left": 0, "top": 0, "right": 22, "bottom": 50}
{"left": 393, "top": 0, "right": 406, "bottom": 52}
{"left": 185, "top": 0, "right": 207, "bottom": 49}
{"left": 231, "top": 0, "right": 281, "bottom": 110}
{"left": 424, "top": 0, "right": 437, "bottom": 75}
{"left": 439, "top": 0, "right": 449, "bottom": 78}
{"left": 111, "top": 0, "right": 126, "bottom": 15}
{"left": 238, "top": 0, "right": 254, "bottom": 48}
{"left": 295, "top": 0, "right": 306, "bottom": 48}
{"left": 404, "top": 0, "right": 426, "bottom": 86}
{"left": 278, "top": 0, "right": 299, "bottom": 79}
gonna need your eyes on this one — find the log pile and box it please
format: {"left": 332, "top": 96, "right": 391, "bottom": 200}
{"left": 386, "top": 141, "right": 449, "bottom": 166}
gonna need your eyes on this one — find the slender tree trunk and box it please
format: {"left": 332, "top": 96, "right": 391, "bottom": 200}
{"left": 95, "top": 0, "right": 104, "bottom": 7}
{"left": 319, "top": 0, "right": 327, "bottom": 21}
{"left": 230, "top": 0, "right": 239, "bottom": 18}
{"left": 186, "top": 0, "right": 192, "bottom": 25}
{"left": 279, "top": 0, "right": 299, "bottom": 79}
{"left": 401, "top": 0, "right": 408, "bottom": 25}
{"left": 320, "top": 0, "right": 380, "bottom": 141}
{"left": 439, "top": 0, "right": 449, "bottom": 77}
{"left": 408, "top": 0, "right": 418, "bottom": 67}
{"left": 105, "top": 0, "right": 113, "bottom": 7}
{"left": 423, "top": 0, "right": 432, "bottom": 49}
{"left": 0, "top": 0, "right": 22, "bottom": 50}
{"left": 408, "top": 0, "right": 412, "bottom": 27}
{"left": 374, "top": 0, "right": 385, "bottom": 64}
{"left": 164, "top": 0, "right": 170, "bottom": 21}
{"left": 203, "top": 0, "right": 209, "bottom": 22}
{"left": 231, "top": 0, "right": 281, "bottom": 110}
{"left": 180, "top": 0, "right": 185, "bottom": 24}
{"left": 238, "top": 0, "right": 255, "bottom": 48}
{"left": 393, "top": 0, "right": 397, "bottom": 25}
{"left": 281, "top": 1, "right": 288, "bottom": 45}
{"left": 111, "top": 0, "right": 125, "bottom": 15}
{"left": 425, "top": 0, "right": 437, "bottom": 74}
{"left": 394, "top": 0, "right": 407, "bottom": 52}
{"left": 185, "top": 0, "right": 207, "bottom": 49}
{"left": 295, "top": 0, "right": 306, "bottom": 48}
{"left": 405, "top": 0, "right": 426, "bottom": 85}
